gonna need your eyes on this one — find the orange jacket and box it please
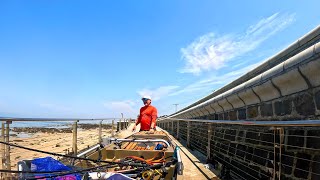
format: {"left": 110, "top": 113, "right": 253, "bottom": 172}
{"left": 136, "top": 105, "right": 158, "bottom": 131}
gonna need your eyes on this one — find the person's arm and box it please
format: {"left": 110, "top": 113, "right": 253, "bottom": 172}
{"left": 135, "top": 115, "right": 141, "bottom": 126}
{"left": 150, "top": 107, "right": 158, "bottom": 129}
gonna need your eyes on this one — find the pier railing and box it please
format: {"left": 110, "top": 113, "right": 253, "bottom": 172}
{"left": 0, "top": 117, "right": 130, "bottom": 178}
{"left": 158, "top": 118, "right": 320, "bottom": 180}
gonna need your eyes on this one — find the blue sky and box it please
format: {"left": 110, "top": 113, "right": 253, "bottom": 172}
{"left": 0, "top": 1, "right": 319, "bottom": 118}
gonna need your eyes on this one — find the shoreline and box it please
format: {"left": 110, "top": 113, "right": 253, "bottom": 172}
{"left": 8, "top": 123, "right": 115, "bottom": 137}
{"left": 5, "top": 124, "right": 115, "bottom": 169}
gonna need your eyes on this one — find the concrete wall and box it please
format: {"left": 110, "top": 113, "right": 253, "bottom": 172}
{"left": 172, "top": 25, "right": 320, "bottom": 117}
{"left": 160, "top": 26, "right": 320, "bottom": 180}
{"left": 173, "top": 42, "right": 320, "bottom": 121}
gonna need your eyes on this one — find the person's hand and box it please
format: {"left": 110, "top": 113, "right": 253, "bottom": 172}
{"left": 132, "top": 124, "right": 136, "bottom": 132}
{"left": 149, "top": 128, "right": 155, "bottom": 134}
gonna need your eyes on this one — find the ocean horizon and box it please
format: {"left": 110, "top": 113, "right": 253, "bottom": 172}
{"left": 3, "top": 119, "right": 117, "bottom": 128}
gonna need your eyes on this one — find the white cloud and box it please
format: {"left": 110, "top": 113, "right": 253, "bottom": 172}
{"left": 103, "top": 100, "right": 137, "bottom": 117}
{"left": 102, "top": 86, "right": 179, "bottom": 118}
{"left": 180, "top": 12, "right": 295, "bottom": 75}
{"left": 137, "top": 86, "right": 180, "bottom": 101}
{"left": 170, "top": 61, "right": 262, "bottom": 96}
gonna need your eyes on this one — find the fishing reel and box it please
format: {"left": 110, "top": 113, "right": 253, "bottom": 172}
{"left": 141, "top": 168, "right": 167, "bottom": 180}
{"left": 142, "top": 170, "right": 154, "bottom": 180}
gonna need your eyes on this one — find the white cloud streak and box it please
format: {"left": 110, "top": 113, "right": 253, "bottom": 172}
{"left": 180, "top": 13, "right": 295, "bottom": 75}
{"left": 137, "top": 86, "right": 180, "bottom": 101}
{"left": 170, "top": 61, "right": 262, "bottom": 96}
{"left": 103, "top": 100, "right": 137, "bottom": 117}
{"left": 102, "top": 86, "right": 179, "bottom": 118}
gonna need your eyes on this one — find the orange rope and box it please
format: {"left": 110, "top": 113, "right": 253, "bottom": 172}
{"left": 125, "top": 151, "right": 166, "bottom": 165}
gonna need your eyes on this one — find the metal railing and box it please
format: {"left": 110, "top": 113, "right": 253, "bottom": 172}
{"left": 0, "top": 117, "right": 131, "bottom": 178}
{"left": 158, "top": 118, "right": 320, "bottom": 180}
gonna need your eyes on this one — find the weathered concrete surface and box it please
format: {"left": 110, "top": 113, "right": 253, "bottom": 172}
{"left": 163, "top": 28, "right": 320, "bottom": 180}
{"left": 238, "top": 88, "right": 260, "bottom": 106}
{"left": 172, "top": 25, "right": 320, "bottom": 117}
{"left": 253, "top": 80, "right": 280, "bottom": 101}
{"left": 175, "top": 43, "right": 320, "bottom": 121}
{"left": 227, "top": 94, "right": 245, "bottom": 109}
{"left": 162, "top": 129, "right": 218, "bottom": 180}
{"left": 272, "top": 69, "right": 309, "bottom": 96}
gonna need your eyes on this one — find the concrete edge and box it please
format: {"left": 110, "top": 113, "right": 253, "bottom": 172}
{"left": 158, "top": 128, "right": 219, "bottom": 180}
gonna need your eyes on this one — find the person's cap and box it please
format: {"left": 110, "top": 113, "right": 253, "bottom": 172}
{"left": 141, "top": 95, "right": 151, "bottom": 101}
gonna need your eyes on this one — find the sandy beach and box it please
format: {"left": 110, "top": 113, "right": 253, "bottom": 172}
{"left": 3, "top": 124, "right": 117, "bottom": 169}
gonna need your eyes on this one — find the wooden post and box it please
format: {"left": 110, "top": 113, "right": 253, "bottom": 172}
{"left": 111, "top": 119, "right": 115, "bottom": 137}
{"left": 187, "top": 121, "right": 191, "bottom": 148}
{"left": 5, "top": 121, "right": 11, "bottom": 171}
{"left": 72, "top": 120, "right": 78, "bottom": 157}
{"left": 176, "top": 121, "right": 180, "bottom": 139}
{"left": 207, "top": 123, "right": 212, "bottom": 161}
{"left": 1, "top": 122, "right": 5, "bottom": 171}
{"left": 98, "top": 120, "right": 102, "bottom": 144}
{"left": 127, "top": 119, "right": 129, "bottom": 129}
{"left": 120, "top": 113, "right": 123, "bottom": 130}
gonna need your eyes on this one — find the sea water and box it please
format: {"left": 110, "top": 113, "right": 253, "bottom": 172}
{"left": 10, "top": 121, "right": 70, "bottom": 128}
{"left": 8, "top": 119, "right": 116, "bottom": 128}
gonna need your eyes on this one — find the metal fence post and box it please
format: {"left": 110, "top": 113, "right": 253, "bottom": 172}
{"left": 98, "top": 120, "right": 102, "bottom": 144}
{"left": 278, "top": 128, "right": 284, "bottom": 180}
{"left": 72, "top": 120, "right": 78, "bottom": 157}
{"left": 207, "top": 123, "right": 212, "bottom": 161}
{"left": 127, "top": 119, "right": 129, "bottom": 129}
{"left": 176, "top": 120, "right": 180, "bottom": 139}
{"left": 273, "top": 127, "right": 280, "bottom": 180}
{"left": 187, "top": 121, "right": 191, "bottom": 148}
{"left": 171, "top": 121, "right": 174, "bottom": 134}
{"left": 1, "top": 122, "right": 5, "bottom": 170}
{"left": 272, "top": 127, "right": 284, "bottom": 180}
{"left": 5, "top": 121, "right": 11, "bottom": 171}
{"left": 111, "top": 119, "right": 115, "bottom": 137}
{"left": 120, "top": 113, "right": 123, "bottom": 130}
